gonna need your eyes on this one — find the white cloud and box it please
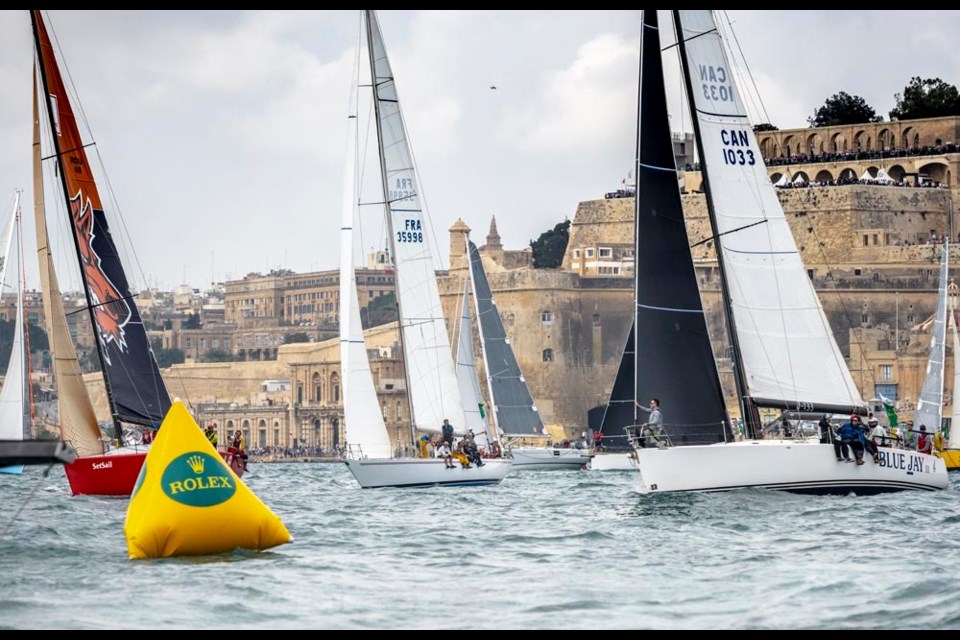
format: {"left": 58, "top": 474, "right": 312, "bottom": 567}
{"left": 4, "top": 10, "right": 960, "bottom": 291}
{"left": 512, "top": 33, "right": 638, "bottom": 152}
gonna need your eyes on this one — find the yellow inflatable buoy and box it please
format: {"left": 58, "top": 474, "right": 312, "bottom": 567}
{"left": 124, "top": 401, "right": 291, "bottom": 559}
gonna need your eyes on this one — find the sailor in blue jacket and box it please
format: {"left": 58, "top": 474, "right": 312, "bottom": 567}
{"left": 836, "top": 415, "right": 867, "bottom": 465}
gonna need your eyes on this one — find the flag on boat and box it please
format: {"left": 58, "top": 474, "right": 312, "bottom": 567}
{"left": 880, "top": 393, "right": 899, "bottom": 428}
{"left": 124, "top": 400, "right": 291, "bottom": 559}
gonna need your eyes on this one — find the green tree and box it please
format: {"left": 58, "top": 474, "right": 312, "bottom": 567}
{"left": 529, "top": 219, "right": 570, "bottom": 269}
{"left": 753, "top": 122, "right": 778, "bottom": 132}
{"left": 361, "top": 291, "right": 398, "bottom": 329}
{"left": 807, "top": 91, "right": 882, "bottom": 127}
{"left": 0, "top": 318, "right": 50, "bottom": 369}
{"left": 284, "top": 331, "right": 311, "bottom": 344}
{"left": 182, "top": 313, "right": 201, "bottom": 330}
{"left": 199, "top": 348, "right": 238, "bottom": 363}
{"left": 150, "top": 337, "right": 185, "bottom": 368}
{"left": 890, "top": 77, "right": 960, "bottom": 121}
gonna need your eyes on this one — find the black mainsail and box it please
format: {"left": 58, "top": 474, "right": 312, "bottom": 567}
{"left": 632, "top": 9, "right": 729, "bottom": 445}
{"left": 467, "top": 240, "right": 543, "bottom": 436}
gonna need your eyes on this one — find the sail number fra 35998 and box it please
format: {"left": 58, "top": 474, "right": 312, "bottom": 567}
{"left": 397, "top": 219, "right": 423, "bottom": 243}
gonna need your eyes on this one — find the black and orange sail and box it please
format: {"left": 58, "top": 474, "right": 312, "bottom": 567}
{"left": 32, "top": 10, "right": 170, "bottom": 429}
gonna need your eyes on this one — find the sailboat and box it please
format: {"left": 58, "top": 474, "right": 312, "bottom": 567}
{"left": 339, "top": 10, "right": 512, "bottom": 489}
{"left": 0, "top": 192, "right": 31, "bottom": 475}
{"left": 465, "top": 238, "right": 591, "bottom": 469}
{"left": 31, "top": 10, "right": 173, "bottom": 495}
{"left": 625, "top": 10, "right": 946, "bottom": 494}
{"left": 913, "top": 242, "right": 949, "bottom": 454}
{"left": 936, "top": 248, "right": 960, "bottom": 470}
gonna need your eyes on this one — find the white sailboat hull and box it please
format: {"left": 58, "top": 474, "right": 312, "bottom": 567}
{"left": 343, "top": 457, "right": 513, "bottom": 489}
{"left": 509, "top": 446, "right": 592, "bottom": 470}
{"left": 634, "top": 440, "right": 948, "bottom": 495}
{"left": 587, "top": 451, "right": 637, "bottom": 471}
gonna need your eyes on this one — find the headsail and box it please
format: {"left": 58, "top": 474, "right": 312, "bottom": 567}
{"left": 340, "top": 23, "right": 393, "bottom": 460}
{"left": 32, "top": 69, "right": 103, "bottom": 458}
{"left": 0, "top": 194, "right": 29, "bottom": 446}
{"left": 634, "top": 10, "right": 728, "bottom": 445}
{"left": 466, "top": 240, "right": 543, "bottom": 437}
{"left": 32, "top": 10, "right": 170, "bottom": 428}
{"left": 674, "top": 10, "right": 864, "bottom": 419}
{"left": 454, "top": 278, "right": 493, "bottom": 446}
{"left": 365, "top": 10, "right": 465, "bottom": 434}
{"left": 914, "top": 242, "right": 949, "bottom": 435}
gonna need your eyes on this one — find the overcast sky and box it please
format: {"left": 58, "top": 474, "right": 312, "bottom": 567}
{"left": 1, "top": 10, "right": 959, "bottom": 292}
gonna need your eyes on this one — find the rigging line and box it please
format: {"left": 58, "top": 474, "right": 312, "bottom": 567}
{"left": 40, "top": 142, "right": 97, "bottom": 162}
{"left": 690, "top": 218, "right": 768, "bottom": 248}
{"left": 664, "top": 21, "right": 717, "bottom": 51}
{"left": 64, "top": 292, "right": 140, "bottom": 316}
{"left": 717, "top": 11, "right": 772, "bottom": 129}
{"left": 45, "top": 11, "right": 143, "bottom": 304}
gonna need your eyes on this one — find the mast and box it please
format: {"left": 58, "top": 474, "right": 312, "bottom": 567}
{"left": 632, "top": 13, "right": 642, "bottom": 431}
{"left": 364, "top": 9, "right": 466, "bottom": 437}
{"left": 627, "top": 10, "right": 728, "bottom": 446}
{"left": 32, "top": 61, "right": 103, "bottom": 458}
{"left": 30, "top": 10, "right": 122, "bottom": 441}
{"left": 364, "top": 10, "right": 416, "bottom": 443}
{"left": 671, "top": 10, "right": 755, "bottom": 437}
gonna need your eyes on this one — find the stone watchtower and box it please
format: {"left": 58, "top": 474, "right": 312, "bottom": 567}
{"left": 484, "top": 215, "right": 504, "bottom": 265}
{"left": 449, "top": 218, "right": 471, "bottom": 272}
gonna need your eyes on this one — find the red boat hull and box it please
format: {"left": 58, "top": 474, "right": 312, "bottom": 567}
{"left": 64, "top": 449, "right": 243, "bottom": 496}
{"left": 222, "top": 447, "right": 246, "bottom": 478}
{"left": 63, "top": 451, "right": 146, "bottom": 497}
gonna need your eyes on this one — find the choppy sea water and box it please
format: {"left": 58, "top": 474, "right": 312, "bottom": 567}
{"left": 1, "top": 461, "right": 959, "bottom": 630}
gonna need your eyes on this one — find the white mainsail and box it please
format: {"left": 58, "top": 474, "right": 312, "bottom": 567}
{"left": 914, "top": 243, "right": 949, "bottom": 435}
{"left": 0, "top": 194, "right": 27, "bottom": 444}
{"left": 366, "top": 10, "right": 465, "bottom": 434}
{"left": 32, "top": 73, "right": 103, "bottom": 458}
{"left": 677, "top": 10, "right": 863, "bottom": 411}
{"left": 340, "top": 23, "right": 392, "bottom": 460}
{"left": 454, "top": 280, "right": 491, "bottom": 446}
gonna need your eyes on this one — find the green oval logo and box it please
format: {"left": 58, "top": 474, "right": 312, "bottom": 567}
{"left": 161, "top": 452, "right": 236, "bottom": 506}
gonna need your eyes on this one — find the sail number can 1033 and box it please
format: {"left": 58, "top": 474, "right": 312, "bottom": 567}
{"left": 720, "top": 129, "right": 756, "bottom": 167}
